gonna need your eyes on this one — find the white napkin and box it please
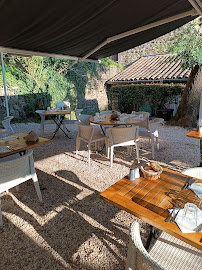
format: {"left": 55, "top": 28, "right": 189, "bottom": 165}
{"left": 3, "top": 136, "right": 16, "bottom": 142}
{"left": 0, "top": 146, "right": 9, "bottom": 153}
{"left": 169, "top": 206, "right": 202, "bottom": 233}
{"left": 190, "top": 183, "right": 202, "bottom": 197}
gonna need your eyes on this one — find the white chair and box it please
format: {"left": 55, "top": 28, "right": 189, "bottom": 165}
{"left": 137, "top": 114, "right": 164, "bottom": 159}
{"left": 182, "top": 167, "right": 202, "bottom": 179}
{"left": 2, "top": 116, "right": 14, "bottom": 134}
{"left": 56, "top": 101, "right": 71, "bottom": 110}
{"left": 76, "top": 125, "right": 109, "bottom": 165}
{"left": 125, "top": 221, "right": 202, "bottom": 270}
{"left": 35, "top": 110, "right": 55, "bottom": 136}
{"left": 100, "top": 110, "right": 113, "bottom": 115}
{"left": 77, "top": 114, "right": 92, "bottom": 125}
{"left": 108, "top": 126, "right": 140, "bottom": 168}
{"left": 0, "top": 150, "right": 43, "bottom": 229}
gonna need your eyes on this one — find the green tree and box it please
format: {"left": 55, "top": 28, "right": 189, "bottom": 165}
{"left": 158, "top": 18, "right": 202, "bottom": 127}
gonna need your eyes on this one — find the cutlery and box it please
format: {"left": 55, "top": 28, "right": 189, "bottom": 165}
{"left": 182, "top": 177, "right": 193, "bottom": 190}
{"left": 165, "top": 201, "right": 179, "bottom": 223}
{"left": 171, "top": 206, "right": 183, "bottom": 223}
{"left": 184, "top": 178, "right": 197, "bottom": 190}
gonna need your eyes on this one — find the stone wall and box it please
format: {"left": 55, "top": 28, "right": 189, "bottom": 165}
{"left": 81, "top": 65, "right": 120, "bottom": 115}
{"left": 118, "top": 30, "right": 177, "bottom": 67}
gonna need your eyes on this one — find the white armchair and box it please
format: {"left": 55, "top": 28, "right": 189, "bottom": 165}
{"left": 2, "top": 116, "right": 14, "bottom": 134}
{"left": 100, "top": 110, "right": 113, "bottom": 115}
{"left": 0, "top": 150, "right": 43, "bottom": 229}
{"left": 125, "top": 221, "right": 202, "bottom": 270}
{"left": 108, "top": 126, "right": 139, "bottom": 167}
{"left": 77, "top": 114, "right": 92, "bottom": 125}
{"left": 182, "top": 167, "right": 202, "bottom": 179}
{"left": 35, "top": 110, "right": 55, "bottom": 136}
{"left": 76, "top": 125, "right": 109, "bottom": 165}
{"left": 137, "top": 115, "right": 164, "bottom": 158}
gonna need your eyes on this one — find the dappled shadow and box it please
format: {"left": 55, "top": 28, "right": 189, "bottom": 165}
{"left": 0, "top": 168, "right": 144, "bottom": 269}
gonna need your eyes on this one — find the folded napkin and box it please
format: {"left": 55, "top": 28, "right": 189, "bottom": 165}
{"left": 0, "top": 146, "right": 9, "bottom": 153}
{"left": 169, "top": 206, "right": 202, "bottom": 233}
{"left": 3, "top": 136, "right": 16, "bottom": 142}
{"left": 24, "top": 131, "right": 39, "bottom": 142}
{"left": 190, "top": 183, "right": 202, "bottom": 197}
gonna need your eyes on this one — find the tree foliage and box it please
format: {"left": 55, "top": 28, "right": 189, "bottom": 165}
{"left": 158, "top": 17, "right": 202, "bottom": 69}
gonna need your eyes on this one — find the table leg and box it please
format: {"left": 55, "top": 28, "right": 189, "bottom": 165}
{"left": 145, "top": 225, "right": 159, "bottom": 250}
{"left": 96, "top": 125, "right": 106, "bottom": 153}
{"left": 51, "top": 116, "right": 71, "bottom": 140}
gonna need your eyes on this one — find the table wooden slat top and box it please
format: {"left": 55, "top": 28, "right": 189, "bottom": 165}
{"left": 100, "top": 168, "right": 202, "bottom": 250}
{"left": 186, "top": 130, "right": 202, "bottom": 140}
{"left": 0, "top": 133, "right": 50, "bottom": 158}
{"left": 42, "top": 110, "right": 71, "bottom": 116}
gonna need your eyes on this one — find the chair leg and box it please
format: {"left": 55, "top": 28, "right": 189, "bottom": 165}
{"left": 136, "top": 142, "right": 140, "bottom": 163}
{"left": 105, "top": 139, "right": 109, "bottom": 158}
{"left": 151, "top": 137, "right": 155, "bottom": 159}
{"left": 0, "top": 199, "right": 3, "bottom": 230}
{"left": 156, "top": 136, "right": 159, "bottom": 151}
{"left": 32, "top": 173, "right": 43, "bottom": 204}
{"left": 110, "top": 147, "right": 114, "bottom": 168}
{"left": 76, "top": 138, "right": 80, "bottom": 154}
{"left": 88, "top": 144, "right": 91, "bottom": 165}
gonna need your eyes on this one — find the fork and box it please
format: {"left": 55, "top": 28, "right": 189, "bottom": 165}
{"left": 165, "top": 201, "right": 179, "bottom": 223}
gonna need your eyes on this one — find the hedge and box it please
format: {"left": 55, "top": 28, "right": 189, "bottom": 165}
{"left": 109, "top": 84, "right": 184, "bottom": 115}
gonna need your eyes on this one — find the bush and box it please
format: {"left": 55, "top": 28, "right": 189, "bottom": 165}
{"left": 109, "top": 84, "right": 184, "bottom": 115}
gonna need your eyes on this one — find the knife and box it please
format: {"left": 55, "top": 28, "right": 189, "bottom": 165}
{"left": 165, "top": 201, "right": 179, "bottom": 223}
{"left": 182, "top": 177, "right": 193, "bottom": 190}
{"left": 170, "top": 207, "right": 182, "bottom": 223}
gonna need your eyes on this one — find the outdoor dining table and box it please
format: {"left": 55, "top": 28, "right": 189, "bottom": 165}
{"left": 0, "top": 133, "right": 50, "bottom": 158}
{"left": 38, "top": 109, "right": 71, "bottom": 139}
{"left": 186, "top": 130, "right": 202, "bottom": 166}
{"left": 100, "top": 167, "right": 202, "bottom": 251}
{"left": 90, "top": 116, "right": 144, "bottom": 135}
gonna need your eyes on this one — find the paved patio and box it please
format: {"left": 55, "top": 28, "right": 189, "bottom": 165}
{"left": 0, "top": 122, "right": 200, "bottom": 270}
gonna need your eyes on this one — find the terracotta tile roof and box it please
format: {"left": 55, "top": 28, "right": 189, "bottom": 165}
{"left": 109, "top": 54, "right": 190, "bottom": 84}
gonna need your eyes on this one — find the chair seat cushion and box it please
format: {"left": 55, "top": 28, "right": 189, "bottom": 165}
{"left": 149, "top": 231, "right": 202, "bottom": 270}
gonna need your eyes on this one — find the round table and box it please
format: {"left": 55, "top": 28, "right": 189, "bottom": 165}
{"left": 90, "top": 116, "right": 144, "bottom": 135}
{"left": 90, "top": 116, "right": 143, "bottom": 126}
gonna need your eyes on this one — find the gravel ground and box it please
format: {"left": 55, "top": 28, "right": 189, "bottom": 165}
{"left": 0, "top": 122, "right": 200, "bottom": 270}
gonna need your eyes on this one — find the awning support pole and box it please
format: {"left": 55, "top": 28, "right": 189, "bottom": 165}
{"left": 80, "top": 8, "right": 197, "bottom": 61}
{"left": 0, "top": 52, "right": 9, "bottom": 117}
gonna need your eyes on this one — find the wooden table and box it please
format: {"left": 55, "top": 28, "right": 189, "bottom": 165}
{"left": 100, "top": 168, "right": 202, "bottom": 250}
{"left": 90, "top": 116, "right": 144, "bottom": 135}
{"left": 187, "top": 130, "right": 202, "bottom": 166}
{"left": 0, "top": 133, "right": 50, "bottom": 158}
{"left": 39, "top": 110, "right": 71, "bottom": 139}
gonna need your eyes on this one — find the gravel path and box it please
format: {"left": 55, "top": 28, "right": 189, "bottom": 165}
{"left": 0, "top": 122, "right": 200, "bottom": 270}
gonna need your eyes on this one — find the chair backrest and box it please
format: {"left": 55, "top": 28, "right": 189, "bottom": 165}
{"left": 149, "top": 118, "right": 164, "bottom": 133}
{"left": 75, "top": 109, "right": 83, "bottom": 121}
{"left": 78, "top": 125, "right": 94, "bottom": 141}
{"left": 77, "top": 114, "right": 92, "bottom": 125}
{"left": 100, "top": 110, "right": 113, "bottom": 115}
{"left": 125, "top": 221, "right": 164, "bottom": 270}
{"left": 2, "top": 116, "right": 14, "bottom": 134}
{"left": 182, "top": 167, "right": 202, "bottom": 179}
{"left": 56, "top": 101, "right": 70, "bottom": 109}
{"left": 135, "top": 111, "right": 150, "bottom": 129}
{"left": 0, "top": 150, "right": 35, "bottom": 193}
{"left": 108, "top": 126, "right": 139, "bottom": 146}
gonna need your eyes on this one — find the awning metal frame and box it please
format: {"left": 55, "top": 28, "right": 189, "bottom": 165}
{"left": 80, "top": 8, "right": 198, "bottom": 61}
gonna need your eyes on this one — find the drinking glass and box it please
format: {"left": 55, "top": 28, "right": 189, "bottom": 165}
{"left": 183, "top": 203, "right": 198, "bottom": 226}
